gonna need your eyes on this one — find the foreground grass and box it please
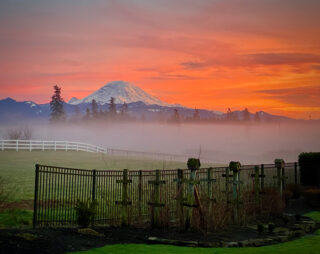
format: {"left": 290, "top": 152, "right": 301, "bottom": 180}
{"left": 0, "top": 209, "right": 33, "bottom": 228}
{"left": 71, "top": 212, "right": 320, "bottom": 254}
{"left": 0, "top": 150, "right": 217, "bottom": 201}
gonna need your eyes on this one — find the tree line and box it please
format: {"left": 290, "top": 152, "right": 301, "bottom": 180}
{"left": 50, "top": 85, "right": 262, "bottom": 124}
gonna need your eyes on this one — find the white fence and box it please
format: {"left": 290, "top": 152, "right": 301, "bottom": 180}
{"left": 0, "top": 140, "right": 106, "bottom": 153}
{"left": 0, "top": 140, "right": 214, "bottom": 162}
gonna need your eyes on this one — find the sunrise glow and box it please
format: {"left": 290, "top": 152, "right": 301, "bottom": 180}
{"left": 1, "top": 0, "right": 320, "bottom": 119}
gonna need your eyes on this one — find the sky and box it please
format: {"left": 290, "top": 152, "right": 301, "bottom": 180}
{"left": 0, "top": 0, "right": 320, "bottom": 119}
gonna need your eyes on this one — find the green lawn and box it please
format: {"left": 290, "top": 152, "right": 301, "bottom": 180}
{"left": 70, "top": 211, "right": 320, "bottom": 254}
{"left": 0, "top": 150, "right": 217, "bottom": 201}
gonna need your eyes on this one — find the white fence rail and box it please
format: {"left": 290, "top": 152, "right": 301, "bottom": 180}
{"left": 0, "top": 140, "right": 106, "bottom": 153}
{"left": 0, "top": 140, "right": 214, "bottom": 162}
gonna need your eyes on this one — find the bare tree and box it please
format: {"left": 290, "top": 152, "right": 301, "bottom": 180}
{"left": 6, "top": 126, "right": 33, "bottom": 140}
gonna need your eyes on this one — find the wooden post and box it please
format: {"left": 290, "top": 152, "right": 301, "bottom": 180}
{"left": 115, "top": 169, "right": 132, "bottom": 226}
{"left": 200, "top": 167, "right": 216, "bottom": 216}
{"left": 174, "top": 169, "right": 184, "bottom": 227}
{"left": 16, "top": 140, "right": 18, "bottom": 151}
{"left": 254, "top": 165, "right": 260, "bottom": 202}
{"left": 229, "top": 161, "right": 241, "bottom": 224}
{"left": 274, "top": 159, "right": 285, "bottom": 194}
{"left": 148, "top": 169, "right": 165, "bottom": 228}
{"left": 222, "top": 167, "right": 233, "bottom": 203}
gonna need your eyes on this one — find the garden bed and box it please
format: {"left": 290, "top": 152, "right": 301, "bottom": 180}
{"left": 0, "top": 212, "right": 319, "bottom": 254}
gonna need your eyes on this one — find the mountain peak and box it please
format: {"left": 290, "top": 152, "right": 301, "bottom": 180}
{"left": 69, "top": 81, "right": 170, "bottom": 106}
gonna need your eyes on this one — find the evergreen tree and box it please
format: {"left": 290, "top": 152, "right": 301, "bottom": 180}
{"left": 108, "top": 97, "right": 117, "bottom": 118}
{"left": 83, "top": 107, "right": 90, "bottom": 121}
{"left": 91, "top": 99, "right": 98, "bottom": 119}
{"left": 254, "top": 112, "right": 261, "bottom": 123}
{"left": 120, "top": 102, "right": 128, "bottom": 120}
{"left": 171, "top": 108, "right": 180, "bottom": 123}
{"left": 226, "top": 108, "right": 232, "bottom": 121}
{"left": 50, "top": 85, "right": 65, "bottom": 122}
{"left": 243, "top": 108, "right": 250, "bottom": 122}
{"left": 193, "top": 108, "right": 200, "bottom": 121}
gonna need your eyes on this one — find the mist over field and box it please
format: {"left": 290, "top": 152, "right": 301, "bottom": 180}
{"left": 1, "top": 122, "right": 319, "bottom": 164}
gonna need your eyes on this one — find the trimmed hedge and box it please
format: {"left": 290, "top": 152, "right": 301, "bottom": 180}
{"left": 298, "top": 152, "right": 320, "bottom": 187}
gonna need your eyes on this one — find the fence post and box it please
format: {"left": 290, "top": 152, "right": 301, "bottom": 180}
{"left": 184, "top": 159, "right": 200, "bottom": 230}
{"left": 29, "top": 141, "right": 32, "bottom": 151}
{"left": 138, "top": 170, "right": 142, "bottom": 218}
{"left": 91, "top": 170, "right": 96, "bottom": 226}
{"left": 176, "top": 169, "right": 184, "bottom": 227}
{"left": 92, "top": 170, "right": 96, "bottom": 201}
{"left": 260, "top": 164, "right": 265, "bottom": 191}
{"left": 42, "top": 141, "right": 44, "bottom": 151}
{"left": 230, "top": 161, "right": 241, "bottom": 224}
{"left": 33, "top": 164, "right": 40, "bottom": 229}
{"left": 54, "top": 141, "right": 56, "bottom": 151}
{"left": 222, "top": 167, "right": 232, "bottom": 203}
{"left": 16, "top": 140, "right": 18, "bottom": 151}
{"left": 115, "top": 169, "right": 132, "bottom": 226}
{"left": 254, "top": 165, "right": 260, "bottom": 202}
{"left": 65, "top": 141, "right": 67, "bottom": 151}
{"left": 294, "top": 162, "right": 298, "bottom": 184}
{"left": 1, "top": 140, "right": 3, "bottom": 151}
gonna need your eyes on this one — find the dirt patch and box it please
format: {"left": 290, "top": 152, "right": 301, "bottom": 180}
{"left": 0, "top": 200, "right": 33, "bottom": 211}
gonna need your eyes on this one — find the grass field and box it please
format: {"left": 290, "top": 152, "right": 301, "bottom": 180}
{"left": 0, "top": 150, "right": 217, "bottom": 201}
{"left": 70, "top": 212, "right": 320, "bottom": 254}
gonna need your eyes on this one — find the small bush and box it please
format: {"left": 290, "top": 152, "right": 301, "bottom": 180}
{"left": 74, "top": 200, "right": 97, "bottom": 228}
{"left": 303, "top": 188, "right": 320, "bottom": 208}
{"left": 257, "top": 223, "right": 265, "bottom": 234}
{"left": 299, "top": 152, "right": 320, "bottom": 187}
{"left": 187, "top": 158, "right": 201, "bottom": 171}
{"left": 285, "top": 184, "right": 302, "bottom": 199}
{"left": 282, "top": 216, "right": 289, "bottom": 225}
{"left": 268, "top": 223, "right": 275, "bottom": 233}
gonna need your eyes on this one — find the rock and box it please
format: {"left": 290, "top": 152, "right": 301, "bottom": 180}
{"left": 226, "top": 241, "right": 238, "bottom": 247}
{"left": 77, "top": 228, "right": 103, "bottom": 237}
{"left": 238, "top": 240, "right": 249, "bottom": 247}
{"left": 15, "top": 233, "right": 37, "bottom": 241}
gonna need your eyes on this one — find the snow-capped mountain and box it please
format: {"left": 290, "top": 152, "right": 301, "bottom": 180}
{"left": 69, "top": 81, "right": 170, "bottom": 106}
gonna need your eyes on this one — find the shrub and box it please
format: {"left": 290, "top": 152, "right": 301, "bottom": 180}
{"left": 187, "top": 158, "right": 201, "bottom": 171}
{"left": 299, "top": 152, "right": 320, "bottom": 187}
{"left": 302, "top": 188, "right": 320, "bottom": 208}
{"left": 257, "top": 223, "right": 265, "bottom": 234}
{"left": 260, "top": 188, "right": 285, "bottom": 215}
{"left": 74, "top": 200, "right": 97, "bottom": 228}
{"left": 268, "top": 223, "right": 275, "bottom": 233}
{"left": 285, "top": 184, "right": 302, "bottom": 199}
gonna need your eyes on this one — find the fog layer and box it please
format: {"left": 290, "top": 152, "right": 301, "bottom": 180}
{"left": 1, "top": 122, "right": 319, "bottom": 164}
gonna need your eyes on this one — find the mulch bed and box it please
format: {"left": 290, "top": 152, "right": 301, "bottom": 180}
{"left": 0, "top": 200, "right": 319, "bottom": 254}
{"left": 0, "top": 214, "right": 319, "bottom": 254}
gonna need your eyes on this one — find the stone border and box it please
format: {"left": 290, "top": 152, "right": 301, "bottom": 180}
{"left": 148, "top": 215, "right": 319, "bottom": 248}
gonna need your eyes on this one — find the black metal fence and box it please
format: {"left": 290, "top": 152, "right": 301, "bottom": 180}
{"left": 33, "top": 162, "right": 299, "bottom": 228}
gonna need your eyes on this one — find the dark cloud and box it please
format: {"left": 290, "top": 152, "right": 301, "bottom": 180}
{"left": 245, "top": 53, "right": 320, "bottom": 65}
{"left": 258, "top": 86, "right": 320, "bottom": 107}
{"left": 180, "top": 61, "right": 210, "bottom": 69}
